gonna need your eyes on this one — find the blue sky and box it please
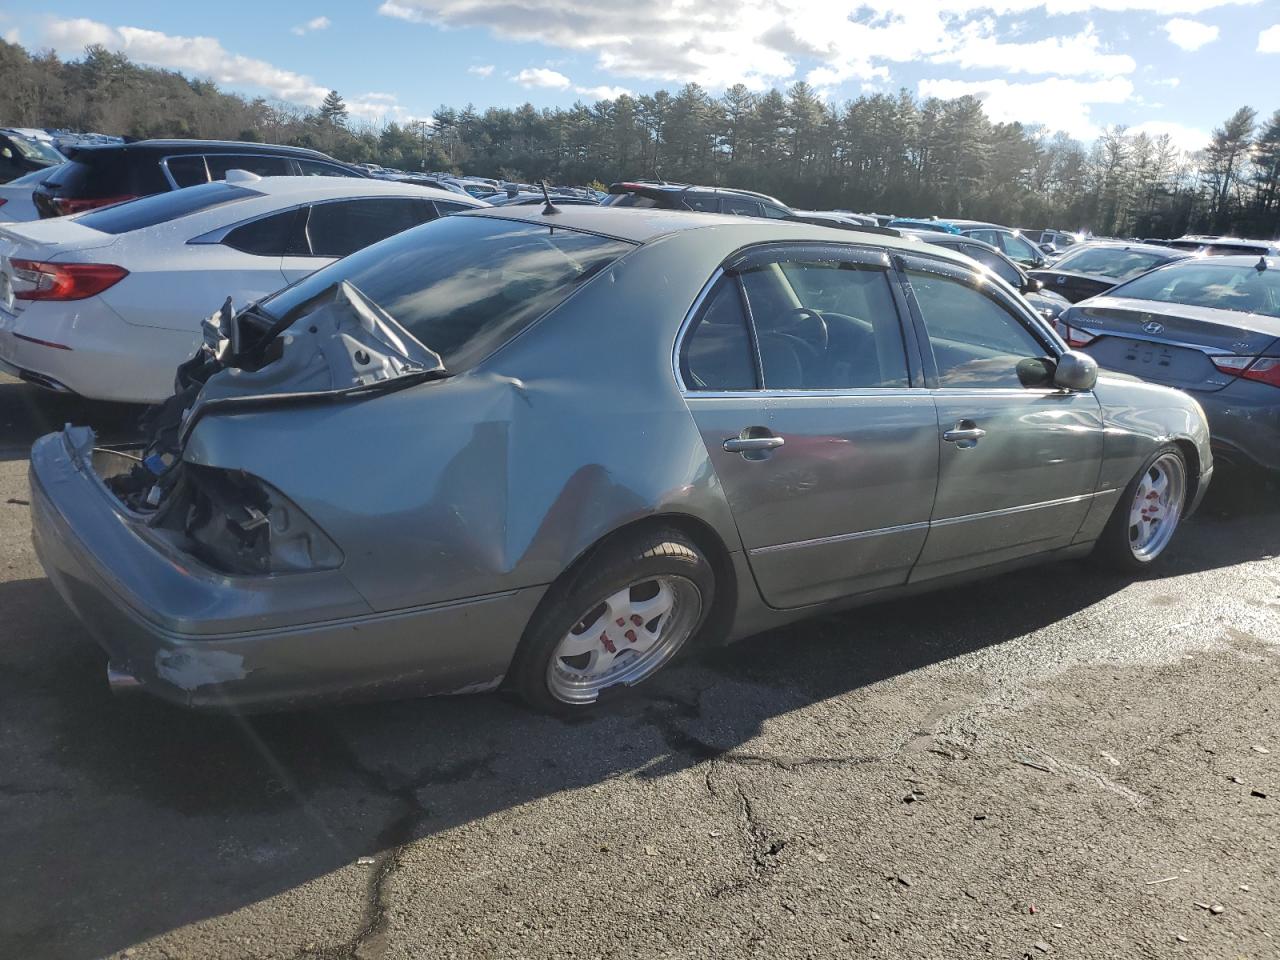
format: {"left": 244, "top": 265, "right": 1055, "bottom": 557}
{"left": 3, "top": 2, "right": 1279, "bottom": 150}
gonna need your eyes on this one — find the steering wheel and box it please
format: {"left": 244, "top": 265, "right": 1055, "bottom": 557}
{"left": 776, "top": 307, "right": 829, "bottom": 353}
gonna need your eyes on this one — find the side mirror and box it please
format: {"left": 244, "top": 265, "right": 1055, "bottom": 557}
{"left": 1020, "top": 276, "right": 1043, "bottom": 294}
{"left": 1054, "top": 350, "right": 1098, "bottom": 391}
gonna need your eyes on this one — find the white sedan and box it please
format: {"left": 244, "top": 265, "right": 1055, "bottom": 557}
{"left": 0, "top": 166, "right": 56, "bottom": 223}
{"left": 0, "top": 174, "right": 484, "bottom": 402}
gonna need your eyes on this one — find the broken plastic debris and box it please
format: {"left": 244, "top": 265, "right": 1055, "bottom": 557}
{"left": 357, "top": 856, "right": 376, "bottom": 866}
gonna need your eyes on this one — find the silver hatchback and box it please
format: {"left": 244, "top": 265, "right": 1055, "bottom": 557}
{"left": 30, "top": 206, "right": 1213, "bottom": 712}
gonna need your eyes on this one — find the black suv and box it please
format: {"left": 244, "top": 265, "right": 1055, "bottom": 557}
{"left": 603, "top": 181, "right": 793, "bottom": 218}
{"left": 33, "top": 139, "right": 365, "bottom": 217}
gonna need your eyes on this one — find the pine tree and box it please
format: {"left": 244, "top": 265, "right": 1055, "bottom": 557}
{"left": 318, "top": 90, "right": 348, "bottom": 127}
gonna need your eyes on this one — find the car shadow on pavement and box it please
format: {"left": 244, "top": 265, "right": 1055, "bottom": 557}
{"left": 1, "top": 494, "right": 1277, "bottom": 960}
{"left": 0, "top": 379, "right": 144, "bottom": 462}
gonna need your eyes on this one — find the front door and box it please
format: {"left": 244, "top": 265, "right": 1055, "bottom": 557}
{"left": 680, "top": 244, "right": 939, "bottom": 608}
{"left": 898, "top": 255, "right": 1105, "bottom": 581}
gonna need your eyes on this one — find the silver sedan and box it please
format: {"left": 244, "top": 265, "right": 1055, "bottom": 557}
{"left": 29, "top": 206, "right": 1213, "bottom": 712}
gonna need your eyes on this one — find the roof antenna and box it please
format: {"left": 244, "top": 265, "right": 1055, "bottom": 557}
{"left": 1256, "top": 255, "right": 1269, "bottom": 273}
{"left": 539, "top": 179, "right": 561, "bottom": 216}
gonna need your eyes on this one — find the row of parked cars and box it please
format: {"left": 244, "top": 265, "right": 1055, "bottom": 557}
{"left": 2, "top": 135, "right": 1274, "bottom": 715}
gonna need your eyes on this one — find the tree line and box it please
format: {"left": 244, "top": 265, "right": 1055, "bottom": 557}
{"left": 2, "top": 39, "right": 1277, "bottom": 239}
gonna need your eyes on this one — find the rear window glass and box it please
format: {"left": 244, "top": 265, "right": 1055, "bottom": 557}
{"left": 75, "top": 182, "right": 255, "bottom": 234}
{"left": 602, "top": 192, "right": 658, "bottom": 208}
{"left": 8, "top": 137, "right": 64, "bottom": 164}
{"left": 262, "top": 216, "right": 634, "bottom": 372}
{"left": 1053, "top": 246, "right": 1172, "bottom": 281}
{"left": 1109, "top": 262, "right": 1280, "bottom": 319}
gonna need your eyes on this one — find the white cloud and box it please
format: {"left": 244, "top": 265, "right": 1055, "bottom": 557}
{"left": 1259, "top": 24, "right": 1280, "bottom": 53}
{"left": 466, "top": 63, "right": 495, "bottom": 77}
{"left": 3, "top": 28, "right": 19, "bottom": 44}
{"left": 40, "top": 17, "right": 420, "bottom": 123}
{"left": 1129, "top": 119, "right": 1210, "bottom": 152}
{"left": 513, "top": 67, "right": 571, "bottom": 89}
{"left": 376, "top": 0, "right": 1255, "bottom": 92}
{"left": 1163, "top": 18, "right": 1219, "bottom": 49}
{"left": 918, "top": 75, "right": 1134, "bottom": 140}
{"left": 932, "top": 22, "right": 1135, "bottom": 76}
{"left": 290, "top": 16, "right": 331, "bottom": 36}
{"left": 1152, "top": 76, "right": 1181, "bottom": 86}
{"left": 574, "top": 84, "right": 633, "bottom": 100}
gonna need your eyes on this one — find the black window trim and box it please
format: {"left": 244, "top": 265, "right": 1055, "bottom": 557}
{"left": 895, "top": 251, "right": 1067, "bottom": 393}
{"left": 674, "top": 242, "right": 921, "bottom": 397}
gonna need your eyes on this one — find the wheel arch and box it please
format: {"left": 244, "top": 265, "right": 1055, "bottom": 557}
{"left": 1172, "top": 436, "right": 1202, "bottom": 509}
{"left": 524, "top": 511, "right": 741, "bottom": 655}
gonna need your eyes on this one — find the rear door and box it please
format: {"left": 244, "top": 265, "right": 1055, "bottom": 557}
{"left": 680, "top": 243, "right": 939, "bottom": 608}
{"left": 279, "top": 197, "right": 437, "bottom": 282}
{"left": 899, "top": 253, "right": 1105, "bottom": 580}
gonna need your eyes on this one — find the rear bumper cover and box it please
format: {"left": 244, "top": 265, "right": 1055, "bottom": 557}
{"left": 1192, "top": 383, "right": 1280, "bottom": 473}
{"left": 29, "top": 430, "right": 544, "bottom": 709}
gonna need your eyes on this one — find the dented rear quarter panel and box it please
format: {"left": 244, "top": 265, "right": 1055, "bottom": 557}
{"left": 180, "top": 228, "right": 749, "bottom": 614}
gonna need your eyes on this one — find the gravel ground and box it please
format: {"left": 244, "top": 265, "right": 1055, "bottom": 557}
{"left": 0, "top": 373, "right": 1277, "bottom": 960}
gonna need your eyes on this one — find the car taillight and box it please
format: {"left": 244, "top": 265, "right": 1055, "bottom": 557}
{"left": 11, "top": 259, "right": 129, "bottom": 301}
{"left": 1212, "top": 355, "right": 1280, "bottom": 388}
{"left": 49, "top": 194, "right": 135, "bottom": 216}
{"left": 1053, "top": 320, "right": 1096, "bottom": 347}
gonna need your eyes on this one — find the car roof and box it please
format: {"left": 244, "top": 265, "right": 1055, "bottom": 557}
{"left": 1061, "top": 240, "right": 1188, "bottom": 256}
{"left": 231, "top": 176, "right": 485, "bottom": 204}
{"left": 609, "top": 180, "right": 789, "bottom": 206}
{"left": 65, "top": 139, "right": 345, "bottom": 161}
{"left": 462, "top": 204, "right": 965, "bottom": 260}
{"left": 938, "top": 219, "right": 1005, "bottom": 229}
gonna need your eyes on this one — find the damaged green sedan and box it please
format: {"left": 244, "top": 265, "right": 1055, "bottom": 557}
{"left": 29, "top": 206, "right": 1213, "bottom": 712}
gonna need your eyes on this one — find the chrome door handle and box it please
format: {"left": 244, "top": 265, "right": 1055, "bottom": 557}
{"left": 943, "top": 421, "right": 986, "bottom": 448}
{"left": 723, "top": 436, "right": 785, "bottom": 453}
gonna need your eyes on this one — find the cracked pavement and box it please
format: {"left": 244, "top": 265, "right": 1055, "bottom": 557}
{"left": 1, "top": 373, "right": 1278, "bottom": 959}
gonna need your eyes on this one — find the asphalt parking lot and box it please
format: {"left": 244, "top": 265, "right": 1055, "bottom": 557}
{"left": 0, "top": 372, "right": 1277, "bottom": 960}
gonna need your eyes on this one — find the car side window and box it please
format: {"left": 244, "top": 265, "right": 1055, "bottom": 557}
{"left": 681, "top": 277, "right": 759, "bottom": 391}
{"left": 962, "top": 244, "right": 1022, "bottom": 287}
{"left": 1000, "top": 232, "right": 1039, "bottom": 263}
{"left": 165, "top": 155, "right": 209, "bottom": 188}
{"left": 432, "top": 199, "right": 473, "bottom": 216}
{"left": 968, "top": 229, "right": 998, "bottom": 246}
{"left": 223, "top": 209, "right": 305, "bottom": 257}
{"left": 739, "top": 259, "right": 909, "bottom": 390}
{"left": 304, "top": 198, "right": 430, "bottom": 258}
{"left": 295, "top": 159, "right": 362, "bottom": 177}
{"left": 907, "top": 268, "right": 1049, "bottom": 389}
{"left": 722, "top": 197, "right": 764, "bottom": 217}
{"left": 205, "top": 154, "right": 292, "bottom": 180}
{"left": 683, "top": 194, "right": 719, "bottom": 212}
{"left": 760, "top": 204, "right": 790, "bottom": 219}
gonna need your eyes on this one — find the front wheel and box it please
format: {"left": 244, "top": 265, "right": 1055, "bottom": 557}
{"left": 1095, "top": 445, "right": 1188, "bottom": 571}
{"left": 507, "top": 528, "right": 715, "bottom": 713}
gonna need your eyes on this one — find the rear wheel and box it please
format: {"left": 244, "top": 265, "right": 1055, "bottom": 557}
{"left": 1095, "top": 445, "right": 1188, "bottom": 571}
{"left": 508, "top": 528, "right": 714, "bottom": 714}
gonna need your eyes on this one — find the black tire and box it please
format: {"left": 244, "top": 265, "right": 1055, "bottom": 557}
{"left": 507, "top": 527, "right": 715, "bottom": 714}
{"left": 1094, "top": 443, "right": 1188, "bottom": 572}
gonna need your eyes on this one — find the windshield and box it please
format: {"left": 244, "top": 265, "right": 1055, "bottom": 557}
{"left": 1109, "top": 261, "right": 1280, "bottom": 318}
{"left": 1053, "top": 245, "right": 1173, "bottom": 281}
{"left": 262, "top": 215, "right": 634, "bottom": 372}
{"left": 8, "top": 136, "right": 64, "bottom": 165}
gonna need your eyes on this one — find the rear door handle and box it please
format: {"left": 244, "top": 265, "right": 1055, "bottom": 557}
{"left": 943, "top": 420, "right": 986, "bottom": 448}
{"left": 723, "top": 436, "right": 785, "bottom": 453}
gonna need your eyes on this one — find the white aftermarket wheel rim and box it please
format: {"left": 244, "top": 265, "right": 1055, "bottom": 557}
{"left": 546, "top": 575, "right": 702, "bottom": 704}
{"left": 1128, "top": 453, "right": 1186, "bottom": 562}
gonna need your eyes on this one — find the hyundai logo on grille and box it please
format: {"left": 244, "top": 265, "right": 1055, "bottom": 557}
{"left": 1142, "top": 320, "right": 1165, "bottom": 335}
